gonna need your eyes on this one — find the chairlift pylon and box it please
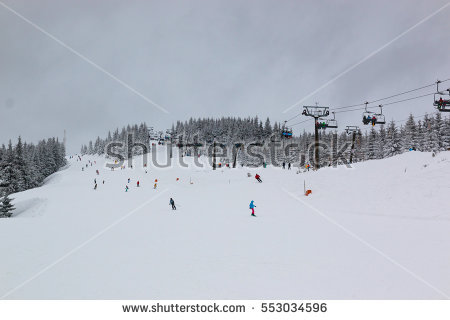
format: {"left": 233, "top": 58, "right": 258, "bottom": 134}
{"left": 345, "top": 125, "right": 359, "bottom": 135}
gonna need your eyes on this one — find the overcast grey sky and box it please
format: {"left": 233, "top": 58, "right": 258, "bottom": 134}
{"left": 1, "top": 0, "right": 449, "bottom": 153}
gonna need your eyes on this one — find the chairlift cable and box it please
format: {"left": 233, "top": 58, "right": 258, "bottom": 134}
{"left": 331, "top": 78, "right": 450, "bottom": 111}
{"left": 285, "top": 113, "right": 301, "bottom": 123}
{"left": 333, "top": 93, "right": 433, "bottom": 114}
{"left": 290, "top": 118, "right": 313, "bottom": 127}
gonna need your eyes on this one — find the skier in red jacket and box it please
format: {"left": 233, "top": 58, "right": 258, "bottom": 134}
{"left": 255, "top": 174, "right": 262, "bottom": 183}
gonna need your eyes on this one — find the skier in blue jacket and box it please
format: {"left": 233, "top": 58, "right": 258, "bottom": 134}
{"left": 249, "top": 200, "right": 256, "bottom": 216}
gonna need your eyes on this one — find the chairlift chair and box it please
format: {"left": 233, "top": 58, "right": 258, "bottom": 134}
{"left": 373, "top": 105, "right": 386, "bottom": 124}
{"left": 326, "top": 112, "right": 338, "bottom": 129}
{"left": 433, "top": 81, "right": 450, "bottom": 112}
{"left": 362, "top": 110, "right": 374, "bottom": 125}
{"left": 281, "top": 120, "right": 293, "bottom": 139}
{"left": 362, "top": 102, "right": 373, "bottom": 125}
{"left": 281, "top": 127, "right": 293, "bottom": 139}
{"left": 362, "top": 103, "right": 385, "bottom": 126}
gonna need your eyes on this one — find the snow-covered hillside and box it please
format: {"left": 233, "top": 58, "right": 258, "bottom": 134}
{"left": 1, "top": 147, "right": 449, "bottom": 299}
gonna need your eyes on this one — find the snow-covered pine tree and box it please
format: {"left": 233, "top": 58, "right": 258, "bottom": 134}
{"left": 25, "top": 143, "right": 43, "bottom": 188}
{"left": 14, "top": 136, "right": 31, "bottom": 192}
{"left": 403, "top": 113, "right": 417, "bottom": 151}
{"left": 423, "top": 115, "right": 438, "bottom": 152}
{"left": 443, "top": 116, "right": 450, "bottom": 150}
{"left": 377, "top": 124, "right": 386, "bottom": 159}
{"left": 385, "top": 120, "right": 402, "bottom": 157}
{"left": 0, "top": 141, "right": 19, "bottom": 194}
{"left": 433, "top": 112, "right": 445, "bottom": 151}
{"left": 264, "top": 118, "right": 272, "bottom": 138}
{"left": 0, "top": 192, "right": 15, "bottom": 218}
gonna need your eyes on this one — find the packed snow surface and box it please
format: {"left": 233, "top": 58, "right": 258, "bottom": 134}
{"left": 1, "top": 147, "right": 449, "bottom": 299}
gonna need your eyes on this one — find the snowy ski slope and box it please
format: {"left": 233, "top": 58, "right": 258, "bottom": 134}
{"left": 1, "top": 147, "right": 449, "bottom": 299}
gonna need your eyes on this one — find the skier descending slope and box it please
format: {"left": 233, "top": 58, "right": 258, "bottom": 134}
{"left": 249, "top": 200, "right": 256, "bottom": 216}
{"left": 255, "top": 174, "right": 262, "bottom": 183}
{"left": 169, "top": 198, "right": 176, "bottom": 210}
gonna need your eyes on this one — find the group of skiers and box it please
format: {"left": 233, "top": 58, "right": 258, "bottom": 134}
{"left": 363, "top": 115, "right": 377, "bottom": 126}
{"left": 93, "top": 178, "right": 105, "bottom": 190}
{"left": 125, "top": 178, "right": 142, "bottom": 191}
{"left": 437, "top": 97, "right": 450, "bottom": 109}
{"left": 81, "top": 157, "right": 259, "bottom": 217}
{"left": 282, "top": 162, "right": 291, "bottom": 170}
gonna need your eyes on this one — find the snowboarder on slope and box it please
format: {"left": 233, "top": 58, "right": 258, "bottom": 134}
{"left": 169, "top": 198, "right": 176, "bottom": 210}
{"left": 255, "top": 174, "right": 262, "bottom": 183}
{"left": 249, "top": 200, "right": 256, "bottom": 216}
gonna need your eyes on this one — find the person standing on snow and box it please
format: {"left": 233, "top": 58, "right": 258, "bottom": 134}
{"left": 255, "top": 174, "right": 262, "bottom": 183}
{"left": 249, "top": 200, "right": 256, "bottom": 216}
{"left": 125, "top": 185, "right": 129, "bottom": 192}
{"left": 282, "top": 162, "right": 285, "bottom": 169}
{"left": 169, "top": 198, "right": 176, "bottom": 210}
{"left": 288, "top": 162, "right": 291, "bottom": 170}
{"left": 137, "top": 181, "right": 140, "bottom": 187}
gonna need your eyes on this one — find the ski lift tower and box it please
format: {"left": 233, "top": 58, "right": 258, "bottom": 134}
{"left": 302, "top": 105, "right": 330, "bottom": 169}
{"left": 345, "top": 126, "right": 360, "bottom": 164}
